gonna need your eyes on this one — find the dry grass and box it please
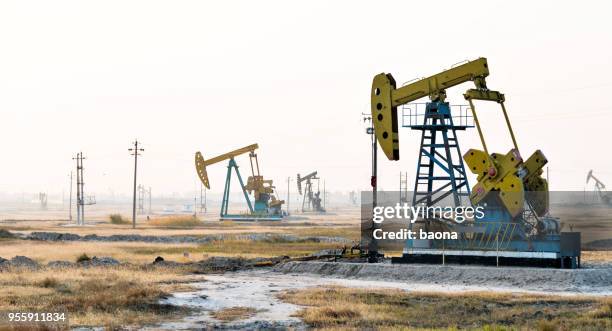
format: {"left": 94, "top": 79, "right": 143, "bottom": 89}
{"left": 109, "top": 213, "right": 130, "bottom": 225}
{"left": 147, "top": 215, "right": 202, "bottom": 228}
{"left": 210, "top": 307, "right": 259, "bottom": 321}
{"left": 279, "top": 287, "right": 612, "bottom": 330}
{"left": 582, "top": 250, "right": 612, "bottom": 263}
{"left": 0, "top": 265, "right": 198, "bottom": 328}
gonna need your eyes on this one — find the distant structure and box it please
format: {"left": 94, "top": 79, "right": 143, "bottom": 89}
{"left": 137, "top": 185, "right": 152, "bottom": 215}
{"left": 199, "top": 183, "right": 207, "bottom": 214}
{"left": 349, "top": 191, "right": 358, "bottom": 205}
{"left": 38, "top": 192, "right": 48, "bottom": 210}
{"left": 73, "top": 152, "right": 96, "bottom": 225}
{"left": 297, "top": 171, "right": 326, "bottom": 213}
{"left": 68, "top": 171, "right": 73, "bottom": 221}
{"left": 586, "top": 170, "right": 611, "bottom": 205}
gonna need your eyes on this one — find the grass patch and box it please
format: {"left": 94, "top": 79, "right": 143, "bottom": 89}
{"left": 0, "top": 265, "right": 194, "bottom": 327}
{"left": 210, "top": 306, "right": 259, "bottom": 321}
{"left": 148, "top": 216, "right": 201, "bottom": 228}
{"left": 279, "top": 287, "right": 612, "bottom": 330}
{"left": 36, "top": 277, "right": 59, "bottom": 288}
{"left": 109, "top": 214, "right": 130, "bottom": 225}
{"left": 76, "top": 253, "right": 91, "bottom": 263}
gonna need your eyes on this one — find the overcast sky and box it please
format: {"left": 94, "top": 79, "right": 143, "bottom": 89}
{"left": 1, "top": 0, "right": 611, "bottom": 198}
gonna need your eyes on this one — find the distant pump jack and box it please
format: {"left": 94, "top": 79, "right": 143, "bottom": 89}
{"left": 297, "top": 171, "right": 326, "bottom": 213}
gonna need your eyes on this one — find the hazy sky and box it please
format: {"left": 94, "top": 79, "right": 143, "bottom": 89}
{"left": 1, "top": 0, "right": 611, "bottom": 198}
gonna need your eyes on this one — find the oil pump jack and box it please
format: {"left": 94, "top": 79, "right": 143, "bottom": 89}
{"left": 370, "top": 57, "right": 581, "bottom": 268}
{"left": 297, "top": 171, "right": 326, "bottom": 213}
{"left": 195, "top": 144, "right": 284, "bottom": 220}
{"left": 586, "top": 170, "right": 611, "bottom": 205}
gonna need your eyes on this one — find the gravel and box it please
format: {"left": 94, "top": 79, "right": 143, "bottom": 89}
{"left": 78, "top": 256, "right": 121, "bottom": 267}
{"left": 206, "top": 320, "right": 305, "bottom": 330}
{"left": 0, "top": 229, "right": 14, "bottom": 238}
{"left": 0, "top": 255, "right": 39, "bottom": 269}
{"left": 274, "top": 261, "right": 612, "bottom": 294}
{"left": 47, "top": 260, "right": 76, "bottom": 268}
{"left": 10, "top": 256, "right": 39, "bottom": 268}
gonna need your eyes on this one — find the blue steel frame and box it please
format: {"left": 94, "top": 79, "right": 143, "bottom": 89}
{"left": 404, "top": 101, "right": 472, "bottom": 207}
{"left": 220, "top": 158, "right": 253, "bottom": 218}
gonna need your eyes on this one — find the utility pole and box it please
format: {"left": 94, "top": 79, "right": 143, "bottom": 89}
{"left": 73, "top": 154, "right": 80, "bottom": 225}
{"left": 68, "top": 171, "right": 73, "bottom": 222}
{"left": 79, "top": 153, "right": 85, "bottom": 224}
{"left": 363, "top": 113, "right": 378, "bottom": 262}
{"left": 286, "top": 177, "right": 292, "bottom": 215}
{"left": 72, "top": 152, "right": 86, "bottom": 225}
{"left": 129, "top": 140, "right": 144, "bottom": 229}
